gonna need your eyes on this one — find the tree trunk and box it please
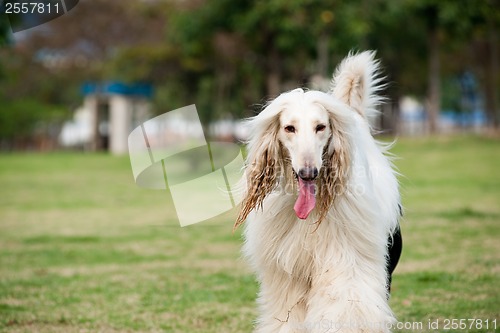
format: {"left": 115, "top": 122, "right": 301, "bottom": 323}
{"left": 427, "top": 27, "right": 440, "bottom": 134}
{"left": 484, "top": 26, "right": 499, "bottom": 129}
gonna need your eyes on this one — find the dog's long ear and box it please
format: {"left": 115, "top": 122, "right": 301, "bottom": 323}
{"left": 330, "top": 51, "right": 384, "bottom": 121}
{"left": 234, "top": 113, "right": 283, "bottom": 230}
{"left": 315, "top": 110, "right": 352, "bottom": 225}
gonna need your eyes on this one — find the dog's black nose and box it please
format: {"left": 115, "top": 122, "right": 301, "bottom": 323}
{"left": 298, "top": 167, "right": 318, "bottom": 181}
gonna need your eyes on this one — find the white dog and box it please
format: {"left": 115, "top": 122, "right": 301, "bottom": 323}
{"left": 235, "top": 51, "right": 402, "bottom": 333}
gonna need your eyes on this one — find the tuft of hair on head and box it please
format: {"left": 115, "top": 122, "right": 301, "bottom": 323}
{"left": 330, "top": 50, "right": 386, "bottom": 125}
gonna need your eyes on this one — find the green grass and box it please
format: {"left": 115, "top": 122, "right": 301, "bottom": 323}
{"left": 389, "top": 136, "right": 500, "bottom": 332}
{"left": 0, "top": 136, "right": 499, "bottom": 332}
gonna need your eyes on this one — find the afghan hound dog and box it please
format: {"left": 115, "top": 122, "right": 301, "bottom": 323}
{"left": 235, "top": 51, "right": 403, "bottom": 333}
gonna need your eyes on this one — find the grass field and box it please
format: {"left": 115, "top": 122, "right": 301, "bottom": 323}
{"left": 0, "top": 136, "right": 499, "bottom": 332}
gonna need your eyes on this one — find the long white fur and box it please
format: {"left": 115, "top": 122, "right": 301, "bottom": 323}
{"left": 241, "top": 51, "right": 401, "bottom": 332}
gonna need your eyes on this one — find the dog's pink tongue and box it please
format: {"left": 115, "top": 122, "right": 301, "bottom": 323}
{"left": 294, "top": 178, "right": 316, "bottom": 219}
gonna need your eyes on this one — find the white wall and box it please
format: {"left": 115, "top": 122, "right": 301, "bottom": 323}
{"left": 109, "top": 95, "right": 130, "bottom": 155}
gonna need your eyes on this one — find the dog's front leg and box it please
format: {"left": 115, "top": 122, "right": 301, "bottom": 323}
{"left": 303, "top": 268, "right": 395, "bottom": 333}
{"left": 253, "top": 269, "right": 309, "bottom": 333}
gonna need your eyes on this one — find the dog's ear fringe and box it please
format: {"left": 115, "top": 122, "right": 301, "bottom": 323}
{"left": 233, "top": 117, "right": 282, "bottom": 231}
{"left": 330, "top": 50, "right": 387, "bottom": 123}
{"left": 234, "top": 93, "right": 297, "bottom": 231}
{"left": 313, "top": 113, "right": 352, "bottom": 229}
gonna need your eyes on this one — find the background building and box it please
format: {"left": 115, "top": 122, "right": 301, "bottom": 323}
{"left": 59, "top": 82, "right": 152, "bottom": 154}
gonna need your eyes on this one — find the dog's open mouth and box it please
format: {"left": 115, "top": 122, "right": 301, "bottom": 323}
{"left": 293, "top": 171, "right": 316, "bottom": 220}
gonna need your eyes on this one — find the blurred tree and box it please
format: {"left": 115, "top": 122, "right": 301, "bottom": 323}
{"left": 0, "top": 13, "right": 12, "bottom": 46}
{"left": 0, "top": 0, "right": 169, "bottom": 148}
{"left": 1, "top": 0, "right": 498, "bottom": 147}
{"left": 22, "top": 0, "right": 168, "bottom": 78}
{"left": 166, "top": 0, "right": 364, "bottom": 123}
{"left": 400, "top": 0, "right": 499, "bottom": 132}
{"left": 363, "top": 0, "right": 499, "bottom": 132}
{"left": 0, "top": 48, "right": 67, "bottom": 149}
{"left": 364, "top": 0, "right": 427, "bottom": 132}
{"left": 471, "top": 0, "right": 499, "bottom": 128}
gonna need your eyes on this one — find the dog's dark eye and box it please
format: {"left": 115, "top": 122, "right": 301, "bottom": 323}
{"left": 284, "top": 125, "right": 296, "bottom": 133}
{"left": 316, "top": 124, "right": 326, "bottom": 132}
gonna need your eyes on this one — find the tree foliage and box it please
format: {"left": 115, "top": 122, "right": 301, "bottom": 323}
{"left": 0, "top": 0, "right": 498, "bottom": 147}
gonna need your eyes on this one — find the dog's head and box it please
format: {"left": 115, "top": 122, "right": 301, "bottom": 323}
{"left": 235, "top": 51, "right": 383, "bottom": 229}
